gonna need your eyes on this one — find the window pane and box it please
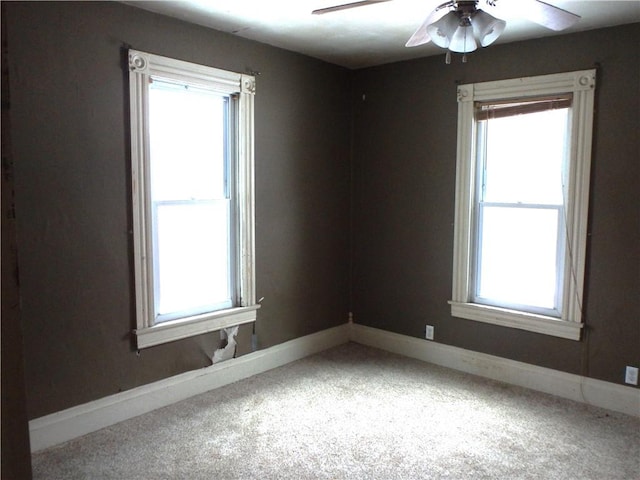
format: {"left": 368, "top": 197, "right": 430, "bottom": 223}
{"left": 476, "top": 206, "right": 559, "bottom": 310}
{"left": 482, "top": 108, "right": 568, "bottom": 205}
{"left": 148, "top": 80, "right": 233, "bottom": 321}
{"left": 155, "top": 201, "right": 231, "bottom": 318}
{"left": 149, "top": 81, "right": 228, "bottom": 201}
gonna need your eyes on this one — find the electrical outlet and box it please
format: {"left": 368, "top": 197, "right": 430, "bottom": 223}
{"left": 425, "top": 325, "right": 434, "bottom": 341}
{"left": 625, "top": 366, "right": 639, "bottom": 385}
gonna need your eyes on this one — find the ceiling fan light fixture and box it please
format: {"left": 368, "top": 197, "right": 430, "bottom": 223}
{"left": 425, "top": 11, "right": 459, "bottom": 49}
{"left": 449, "top": 22, "right": 478, "bottom": 53}
{"left": 313, "top": 0, "right": 582, "bottom": 63}
{"left": 472, "top": 9, "right": 506, "bottom": 47}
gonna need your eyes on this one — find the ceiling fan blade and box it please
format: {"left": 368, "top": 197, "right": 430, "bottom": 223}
{"left": 516, "top": 0, "right": 581, "bottom": 31}
{"left": 405, "top": 6, "right": 449, "bottom": 47}
{"left": 312, "top": 0, "right": 393, "bottom": 15}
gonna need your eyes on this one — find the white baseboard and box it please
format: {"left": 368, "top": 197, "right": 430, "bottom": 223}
{"left": 349, "top": 322, "right": 640, "bottom": 418}
{"left": 30, "top": 320, "right": 639, "bottom": 453}
{"left": 29, "top": 323, "right": 349, "bottom": 452}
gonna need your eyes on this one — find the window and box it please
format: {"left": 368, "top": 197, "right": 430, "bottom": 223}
{"left": 450, "top": 70, "right": 596, "bottom": 340}
{"left": 128, "top": 50, "right": 258, "bottom": 349}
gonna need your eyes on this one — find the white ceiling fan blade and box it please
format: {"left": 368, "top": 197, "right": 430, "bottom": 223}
{"left": 312, "top": 0, "right": 393, "bottom": 15}
{"left": 405, "top": 6, "right": 449, "bottom": 47}
{"left": 496, "top": 0, "right": 581, "bottom": 31}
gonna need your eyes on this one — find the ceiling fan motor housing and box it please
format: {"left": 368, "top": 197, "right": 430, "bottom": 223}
{"left": 456, "top": 1, "right": 480, "bottom": 21}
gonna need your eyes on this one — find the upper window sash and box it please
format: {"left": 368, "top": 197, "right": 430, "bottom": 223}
{"left": 451, "top": 69, "right": 596, "bottom": 341}
{"left": 128, "top": 50, "right": 258, "bottom": 349}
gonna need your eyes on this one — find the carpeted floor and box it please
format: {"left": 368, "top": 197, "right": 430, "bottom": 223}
{"left": 32, "top": 342, "right": 640, "bottom": 479}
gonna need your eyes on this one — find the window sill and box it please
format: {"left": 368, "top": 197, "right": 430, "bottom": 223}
{"left": 449, "top": 301, "right": 582, "bottom": 341}
{"left": 135, "top": 305, "right": 260, "bottom": 349}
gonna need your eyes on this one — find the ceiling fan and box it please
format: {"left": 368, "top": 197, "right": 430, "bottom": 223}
{"left": 312, "top": 0, "right": 581, "bottom": 62}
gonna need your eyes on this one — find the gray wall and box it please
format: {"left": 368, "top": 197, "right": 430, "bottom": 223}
{"left": 352, "top": 24, "right": 640, "bottom": 385}
{"left": 1, "top": 5, "right": 33, "bottom": 476}
{"left": 5, "top": 1, "right": 351, "bottom": 420}
{"left": 4, "top": 0, "right": 638, "bottom": 442}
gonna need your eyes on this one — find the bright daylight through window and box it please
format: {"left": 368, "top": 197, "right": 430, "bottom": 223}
{"left": 150, "top": 81, "right": 232, "bottom": 319}
{"left": 450, "top": 70, "right": 596, "bottom": 340}
{"left": 128, "top": 50, "right": 258, "bottom": 349}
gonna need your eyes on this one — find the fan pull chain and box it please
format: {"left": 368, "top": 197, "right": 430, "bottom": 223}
{"left": 444, "top": 51, "right": 470, "bottom": 64}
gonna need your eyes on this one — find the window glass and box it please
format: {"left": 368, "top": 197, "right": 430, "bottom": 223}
{"left": 474, "top": 106, "right": 569, "bottom": 315}
{"left": 154, "top": 202, "right": 231, "bottom": 318}
{"left": 148, "top": 80, "right": 232, "bottom": 322}
{"left": 149, "top": 81, "right": 228, "bottom": 202}
{"left": 481, "top": 108, "right": 568, "bottom": 205}
{"left": 476, "top": 206, "right": 560, "bottom": 309}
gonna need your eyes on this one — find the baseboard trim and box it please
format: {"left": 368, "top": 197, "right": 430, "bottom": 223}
{"left": 30, "top": 320, "right": 639, "bottom": 452}
{"left": 29, "top": 323, "right": 349, "bottom": 452}
{"left": 350, "top": 323, "right": 640, "bottom": 418}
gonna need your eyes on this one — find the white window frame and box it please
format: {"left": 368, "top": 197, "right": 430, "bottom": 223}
{"left": 450, "top": 69, "right": 596, "bottom": 340}
{"left": 128, "top": 50, "right": 258, "bottom": 349}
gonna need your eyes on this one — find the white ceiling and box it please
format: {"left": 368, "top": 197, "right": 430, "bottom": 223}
{"left": 126, "top": 1, "right": 640, "bottom": 69}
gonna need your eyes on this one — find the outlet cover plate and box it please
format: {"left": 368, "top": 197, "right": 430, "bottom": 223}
{"left": 625, "top": 366, "right": 639, "bottom": 385}
{"left": 425, "top": 325, "right": 434, "bottom": 341}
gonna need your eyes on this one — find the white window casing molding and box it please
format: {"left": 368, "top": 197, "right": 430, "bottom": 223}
{"left": 451, "top": 69, "right": 596, "bottom": 340}
{"left": 128, "top": 50, "right": 258, "bottom": 349}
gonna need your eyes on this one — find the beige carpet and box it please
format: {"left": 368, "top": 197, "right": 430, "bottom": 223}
{"left": 32, "top": 343, "right": 640, "bottom": 479}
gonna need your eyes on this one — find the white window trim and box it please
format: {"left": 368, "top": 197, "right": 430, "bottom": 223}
{"left": 128, "top": 50, "right": 258, "bottom": 349}
{"left": 450, "top": 69, "right": 596, "bottom": 341}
